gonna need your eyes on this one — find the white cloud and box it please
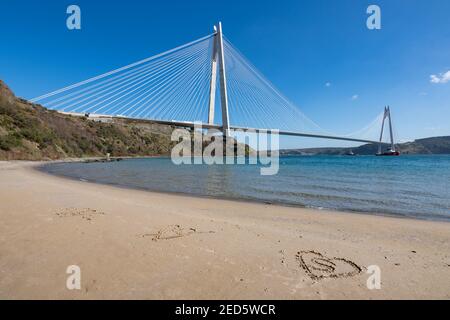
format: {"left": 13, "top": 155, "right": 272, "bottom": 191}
{"left": 430, "top": 70, "right": 450, "bottom": 84}
{"left": 419, "top": 92, "right": 428, "bottom": 96}
{"left": 325, "top": 82, "right": 331, "bottom": 87}
{"left": 351, "top": 94, "right": 359, "bottom": 100}
{"left": 430, "top": 75, "right": 440, "bottom": 83}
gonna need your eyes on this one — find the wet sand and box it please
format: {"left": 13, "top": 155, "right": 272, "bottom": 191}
{"left": 0, "top": 161, "right": 449, "bottom": 299}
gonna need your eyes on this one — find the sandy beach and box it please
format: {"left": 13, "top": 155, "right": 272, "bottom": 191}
{"left": 0, "top": 161, "right": 449, "bottom": 300}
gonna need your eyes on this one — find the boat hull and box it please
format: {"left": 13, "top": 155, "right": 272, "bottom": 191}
{"left": 376, "top": 151, "right": 400, "bottom": 156}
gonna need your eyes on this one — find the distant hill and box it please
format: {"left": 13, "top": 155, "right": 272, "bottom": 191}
{"left": 0, "top": 80, "right": 251, "bottom": 160}
{"left": 280, "top": 136, "right": 450, "bottom": 156}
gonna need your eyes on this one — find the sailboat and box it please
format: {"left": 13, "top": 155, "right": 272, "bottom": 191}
{"left": 376, "top": 148, "right": 400, "bottom": 156}
{"left": 376, "top": 106, "right": 400, "bottom": 156}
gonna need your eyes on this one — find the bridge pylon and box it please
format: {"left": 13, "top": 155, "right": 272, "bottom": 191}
{"left": 208, "top": 22, "right": 230, "bottom": 137}
{"left": 378, "top": 106, "right": 397, "bottom": 154}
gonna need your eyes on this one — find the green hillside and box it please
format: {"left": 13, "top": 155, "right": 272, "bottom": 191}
{"left": 0, "top": 80, "right": 175, "bottom": 160}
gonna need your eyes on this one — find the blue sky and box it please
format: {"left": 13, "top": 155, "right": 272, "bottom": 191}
{"left": 1, "top": 0, "right": 449, "bottom": 148}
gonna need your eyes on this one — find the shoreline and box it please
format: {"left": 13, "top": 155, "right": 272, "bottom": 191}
{"left": 38, "top": 158, "right": 450, "bottom": 224}
{"left": 1, "top": 160, "right": 449, "bottom": 299}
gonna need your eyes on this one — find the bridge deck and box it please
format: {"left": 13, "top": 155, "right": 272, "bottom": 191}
{"left": 64, "top": 112, "right": 387, "bottom": 146}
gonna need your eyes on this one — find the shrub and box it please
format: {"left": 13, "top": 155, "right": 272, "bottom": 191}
{"left": 0, "top": 133, "right": 22, "bottom": 151}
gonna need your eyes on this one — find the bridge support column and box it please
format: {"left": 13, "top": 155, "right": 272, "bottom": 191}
{"left": 378, "top": 106, "right": 396, "bottom": 153}
{"left": 207, "top": 29, "right": 218, "bottom": 126}
{"left": 216, "top": 22, "right": 230, "bottom": 137}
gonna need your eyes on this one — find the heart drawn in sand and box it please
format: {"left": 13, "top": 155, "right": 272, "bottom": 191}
{"left": 296, "top": 250, "right": 362, "bottom": 280}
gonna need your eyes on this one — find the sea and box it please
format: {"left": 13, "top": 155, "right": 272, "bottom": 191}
{"left": 41, "top": 155, "right": 450, "bottom": 222}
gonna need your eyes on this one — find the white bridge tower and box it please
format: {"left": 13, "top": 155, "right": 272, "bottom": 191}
{"left": 378, "top": 106, "right": 397, "bottom": 154}
{"left": 208, "top": 22, "right": 230, "bottom": 137}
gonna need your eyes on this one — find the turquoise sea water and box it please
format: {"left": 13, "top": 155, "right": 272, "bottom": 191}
{"left": 41, "top": 155, "right": 450, "bottom": 222}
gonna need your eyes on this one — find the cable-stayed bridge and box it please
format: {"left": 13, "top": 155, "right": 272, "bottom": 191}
{"left": 31, "top": 23, "right": 396, "bottom": 150}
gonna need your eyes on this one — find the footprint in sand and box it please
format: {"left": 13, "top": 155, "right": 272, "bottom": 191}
{"left": 141, "top": 225, "right": 215, "bottom": 242}
{"left": 55, "top": 208, "right": 105, "bottom": 221}
{"left": 296, "top": 250, "right": 362, "bottom": 280}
